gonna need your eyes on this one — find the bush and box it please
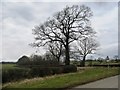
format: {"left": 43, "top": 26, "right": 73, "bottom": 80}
{"left": 2, "top": 68, "right": 30, "bottom": 83}
{"left": 62, "top": 65, "right": 77, "bottom": 73}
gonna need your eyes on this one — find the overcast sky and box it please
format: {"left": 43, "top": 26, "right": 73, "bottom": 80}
{"left": 1, "top": 1, "right": 118, "bottom": 62}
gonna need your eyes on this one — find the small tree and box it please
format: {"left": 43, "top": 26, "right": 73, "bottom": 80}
{"left": 75, "top": 37, "right": 99, "bottom": 67}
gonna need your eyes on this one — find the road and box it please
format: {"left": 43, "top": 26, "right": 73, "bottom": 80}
{"left": 70, "top": 75, "right": 119, "bottom": 89}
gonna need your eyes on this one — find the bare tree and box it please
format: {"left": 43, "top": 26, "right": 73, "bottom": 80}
{"left": 32, "top": 5, "right": 94, "bottom": 65}
{"left": 47, "top": 41, "right": 63, "bottom": 63}
{"left": 75, "top": 37, "right": 99, "bottom": 67}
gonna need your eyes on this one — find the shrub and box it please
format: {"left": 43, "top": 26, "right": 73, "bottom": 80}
{"left": 62, "top": 65, "right": 77, "bottom": 73}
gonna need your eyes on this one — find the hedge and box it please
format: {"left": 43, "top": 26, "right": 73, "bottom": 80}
{"left": 3, "top": 65, "right": 77, "bottom": 83}
{"left": 2, "top": 68, "right": 30, "bottom": 83}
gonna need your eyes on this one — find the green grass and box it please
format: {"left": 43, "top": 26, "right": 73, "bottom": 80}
{"left": 3, "top": 67, "right": 119, "bottom": 89}
{"left": 2, "top": 64, "right": 18, "bottom": 70}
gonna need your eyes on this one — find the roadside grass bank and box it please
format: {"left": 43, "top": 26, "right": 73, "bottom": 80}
{"left": 3, "top": 67, "right": 119, "bottom": 89}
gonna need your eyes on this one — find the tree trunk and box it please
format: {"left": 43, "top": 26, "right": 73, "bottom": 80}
{"left": 65, "top": 43, "right": 70, "bottom": 65}
{"left": 57, "top": 57, "right": 60, "bottom": 64}
{"left": 81, "top": 55, "right": 86, "bottom": 67}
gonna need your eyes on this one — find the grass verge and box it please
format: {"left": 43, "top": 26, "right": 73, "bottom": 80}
{"left": 2, "top": 67, "right": 119, "bottom": 89}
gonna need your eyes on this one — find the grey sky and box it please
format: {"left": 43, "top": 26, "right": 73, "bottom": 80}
{"left": 1, "top": 1, "right": 118, "bottom": 62}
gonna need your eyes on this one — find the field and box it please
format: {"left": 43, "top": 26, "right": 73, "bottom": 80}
{"left": 2, "top": 64, "right": 17, "bottom": 70}
{"left": 3, "top": 67, "right": 119, "bottom": 89}
{"left": 70, "top": 60, "right": 120, "bottom": 67}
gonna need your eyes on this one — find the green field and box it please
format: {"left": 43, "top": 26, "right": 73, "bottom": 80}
{"left": 3, "top": 67, "right": 119, "bottom": 89}
{"left": 2, "top": 64, "right": 17, "bottom": 70}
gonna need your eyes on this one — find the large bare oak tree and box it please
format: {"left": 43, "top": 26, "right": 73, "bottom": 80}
{"left": 32, "top": 5, "right": 94, "bottom": 65}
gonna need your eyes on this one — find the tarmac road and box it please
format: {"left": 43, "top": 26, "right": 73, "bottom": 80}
{"left": 71, "top": 75, "right": 119, "bottom": 89}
